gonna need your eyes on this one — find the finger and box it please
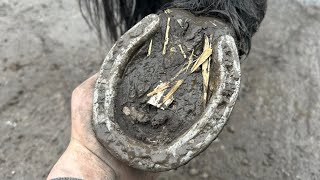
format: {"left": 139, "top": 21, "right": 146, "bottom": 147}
{"left": 71, "top": 73, "right": 98, "bottom": 115}
{"left": 78, "top": 73, "right": 98, "bottom": 92}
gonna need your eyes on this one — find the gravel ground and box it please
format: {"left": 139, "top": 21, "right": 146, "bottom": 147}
{"left": 1, "top": 0, "right": 320, "bottom": 179}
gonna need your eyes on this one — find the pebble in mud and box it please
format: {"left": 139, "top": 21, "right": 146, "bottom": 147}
{"left": 189, "top": 168, "right": 199, "bottom": 176}
{"left": 201, "top": 172, "right": 209, "bottom": 179}
{"left": 241, "top": 158, "right": 250, "bottom": 166}
{"left": 122, "top": 106, "right": 149, "bottom": 123}
{"left": 226, "top": 125, "right": 235, "bottom": 133}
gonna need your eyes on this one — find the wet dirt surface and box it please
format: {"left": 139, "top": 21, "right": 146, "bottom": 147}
{"left": 114, "top": 10, "right": 234, "bottom": 145}
{"left": 1, "top": 0, "right": 320, "bottom": 179}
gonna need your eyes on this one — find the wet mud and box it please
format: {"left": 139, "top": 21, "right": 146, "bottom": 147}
{"left": 114, "top": 9, "right": 234, "bottom": 145}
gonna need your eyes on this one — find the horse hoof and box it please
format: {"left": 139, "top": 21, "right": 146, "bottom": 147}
{"left": 93, "top": 9, "right": 241, "bottom": 172}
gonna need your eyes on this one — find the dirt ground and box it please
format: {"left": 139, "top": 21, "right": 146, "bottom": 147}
{"left": 1, "top": 0, "right": 320, "bottom": 179}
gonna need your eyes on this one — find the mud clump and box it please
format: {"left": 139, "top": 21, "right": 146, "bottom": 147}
{"left": 114, "top": 9, "right": 234, "bottom": 145}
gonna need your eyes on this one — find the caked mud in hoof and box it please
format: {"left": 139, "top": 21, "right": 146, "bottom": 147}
{"left": 93, "top": 9, "right": 241, "bottom": 171}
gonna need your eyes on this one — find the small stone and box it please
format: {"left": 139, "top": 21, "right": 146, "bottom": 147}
{"left": 8, "top": 63, "right": 21, "bottom": 71}
{"left": 123, "top": 106, "right": 149, "bottom": 123}
{"left": 227, "top": 125, "right": 235, "bottom": 133}
{"left": 122, "top": 107, "right": 131, "bottom": 116}
{"left": 241, "top": 158, "right": 250, "bottom": 166}
{"left": 130, "top": 107, "right": 148, "bottom": 123}
{"left": 248, "top": 170, "right": 257, "bottom": 178}
{"left": 281, "top": 169, "right": 290, "bottom": 178}
{"left": 50, "top": 63, "right": 60, "bottom": 70}
{"left": 262, "top": 159, "right": 271, "bottom": 166}
{"left": 5, "top": 121, "right": 17, "bottom": 128}
{"left": 201, "top": 172, "right": 209, "bottom": 179}
{"left": 189, "top": 168, "right": 199, "bottom": 176}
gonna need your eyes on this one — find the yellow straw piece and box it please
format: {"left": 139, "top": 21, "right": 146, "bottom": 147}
{"left": 186, "top": 49, "right": 194, "bottom": 71}
{"left": 162, "top": 17, "right": 171, "bottom": 55}
{"left": 202, "top": 34, "right": 214, "bottom": 105}
{"left": 202, "top": 57, "right": 211, "bottom": 105}
{"left": 190, "top": 49, "right": 212, "bottom": 73}
{"left": 170, "top": 46, "right": 177, "bottom": 53}
{"left": 147, "top": 39, "right": 153, "bottom": 57}
{"left": 191, "top": 35, "right": 212, "bottom": 73}
{"left": 178, "top": 44, "right": 187, "bottom": 59}
{"left": 147, "top": 82, "right": 170, "bottom": 97}
{"left": 163, "top": 80, "right": 184, "bottom": 103}
{"left": 171, "top": 65, "right": 188, "bottom": 81}
{"left": 164, "top": 9, "right": 172, "bottom": 14}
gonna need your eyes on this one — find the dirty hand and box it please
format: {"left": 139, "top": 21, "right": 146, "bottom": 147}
{"left": 47, "top": 74, "right": 157, "bottom": 180}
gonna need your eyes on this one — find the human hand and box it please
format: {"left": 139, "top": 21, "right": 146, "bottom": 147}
{"left": 47, "top": 74, "right": 157, "bottom": 180}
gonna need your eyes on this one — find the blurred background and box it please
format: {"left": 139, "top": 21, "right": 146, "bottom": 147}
{"left": 0, "top": 0, "right": 320, "bottom": 179}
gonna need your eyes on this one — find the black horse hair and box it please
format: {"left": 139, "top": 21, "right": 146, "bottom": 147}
{"left": 79, "top": 0, "right": 267, "bottom": 58}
